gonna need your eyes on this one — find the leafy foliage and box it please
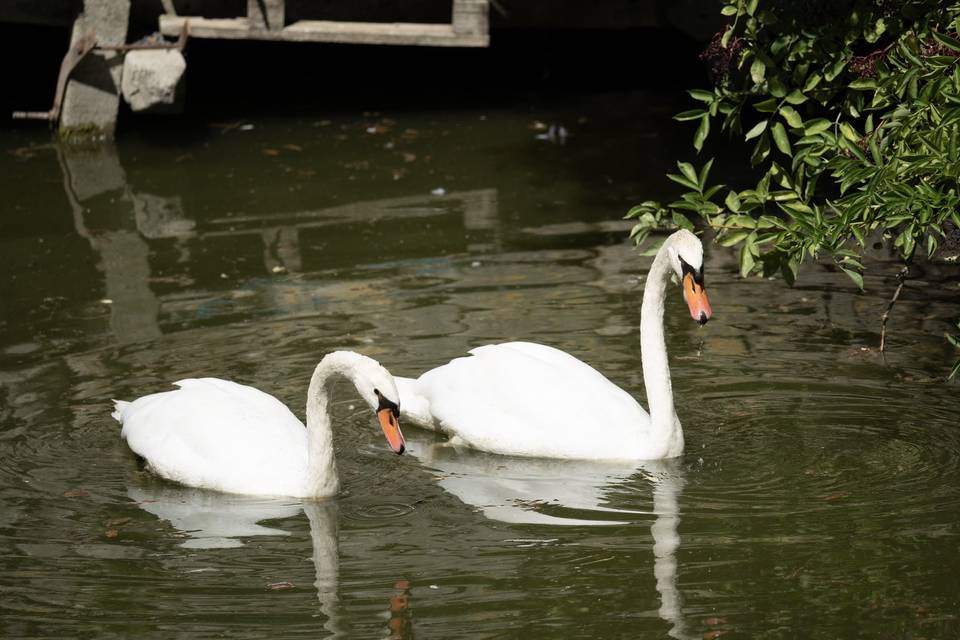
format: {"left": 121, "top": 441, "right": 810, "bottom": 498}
{"left": 627, "top": 0, "right": 960, "bottom": 287}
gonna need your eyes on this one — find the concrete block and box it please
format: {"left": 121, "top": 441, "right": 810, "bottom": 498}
{"left": 121, "top": 49, "right": 186, "bottom": 113}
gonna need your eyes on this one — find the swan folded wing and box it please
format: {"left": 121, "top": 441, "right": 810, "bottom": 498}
{"left": 173, "top": 378, "right": 297, "bottom": 421}
{"left": 469, "top": 342, "right": 617, "bottom": 385}
{"left": 119, "top": 379, "right": 309, "bottom": 494}
{"left": 420, "top": 343, "right": 649, "bottom": 459}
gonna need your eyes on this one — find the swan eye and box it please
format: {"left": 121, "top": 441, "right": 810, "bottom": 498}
{"left": 678, "top": 256, "right": 705, "bottom": 287}
{"left": 376, "top": 391, "right": 400, "bottom": 418}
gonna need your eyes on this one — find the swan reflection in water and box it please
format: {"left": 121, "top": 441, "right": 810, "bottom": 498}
{"left": 404, "top": 431, "right": 693, "bottom": 640}
{"left": 128, "top": 434, "right": 691, "bottom": 639}
{"left": 127, "top": 485, "right": 343, "bottom": 636}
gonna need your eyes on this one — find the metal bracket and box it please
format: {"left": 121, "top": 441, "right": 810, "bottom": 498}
{"left": 13, "top": 31, "right": 96, "bottom": 122}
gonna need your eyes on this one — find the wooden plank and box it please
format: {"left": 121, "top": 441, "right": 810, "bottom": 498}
{"left": 159, "top": 15, "right": 489, "bottom": 47}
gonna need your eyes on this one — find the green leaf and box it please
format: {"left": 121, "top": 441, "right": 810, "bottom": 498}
{"left": 825, "top": 58, "right": 847, "bottom": 81}
{"left": 740, "top": 243, "right": 757, "bottom": 277}
{"left": 703, "top": 183, "right": 725, "bottom": 200}
{"left": 731, "top": 215, "right": 758, "bottom": 229}
{"left": 720, "top": 5, "right": 738, "bottom": 16}
{"left": 804, "top": 118, "right": 832, "bottom": 135}
{"left": 751, "top": 59, "right": 767, "bottom": 84}
{"left": 666, "top": 172, "right": 699, "bottom": 191}
{"left": 849, "top": 78, "right": 878, "bottom": 90}
{"left": 781, "top": 255, "right": 799, "bottom": 286}
{"left": 784, "top": 90, "right": 808, "bottom": 105}
{"left": 725, "top": 190, "right": 742, "bottom": 213}
{"left": 719, "top": 230, "right": 751, "bottom": 247}
{"left": 625, "top": 201, "right": 660, "bottom": 219}
{"left": 780, "top": 105, "right": 804, "bottom": 129}
{"left": 672, "top": 212, "right": 695, "bottom": 231}
{"left": 675, "top": 109, "right": 707, "bottom": 121}
{"left": 745, "top": 119, "right": 768, "bottom": 141}
{"left": 803, "top": 72, "right": 822, "bottom": 92}
{"left": 768, "top": 75, "right": 787, "bottom": 98}
{"left": 677, "top": 161, "right": 698, "bottom": 186}
{"left": 839, "top": 267, "right": 864, "bottom": 290}
{"left": 933, "top": 30, "right": 960, "bottom": 53}
{"left": 779, "top": 200, "right": 814, "bottom": 216}
{"left": 865, "top": 17, "right": 887, "bottom": 43}
{"left": 868, "top": 135, "right": 881, "bottom": 165}
{"left": 771, "top": 121, "right": 792, "bottom": 156}
{"left": 841, "top": 136, "right": 868, "bottom": 162}
{"left": 746, "top": 0, "right": 759, "bottom": 16}
{"left": 754, "top": 97, "right": 779, "bottom": 113}
{"left": 697, "top": 158, "right": 714, "bottom": 190}
{"left": 688, "top": 89, "right": 715, "bottom": 103}
{"left": 839, "top": 122, "right": 859, "bottom": 142}
{"left": 949, "top": 359, "right": 960, "bottom": 381}
{"left": 751, "top": 132, "right": 771, "bottom": 165}
{"left": 639, "top": 239, "right": 665, "bottom": 256}
{"left": 694, "top": 114, "right": 710, "bottom": 152}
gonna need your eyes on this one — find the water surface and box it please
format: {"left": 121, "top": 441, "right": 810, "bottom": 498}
{"left": 2, "top": 95, "right": 959, "bottom": 639}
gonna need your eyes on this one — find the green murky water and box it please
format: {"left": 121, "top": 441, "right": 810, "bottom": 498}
{"left": 2, "top": 95, "right": 959, "bottom": 639}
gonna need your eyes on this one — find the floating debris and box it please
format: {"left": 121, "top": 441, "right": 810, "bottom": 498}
{"left": 266, "top": 582, "right": 295, "bottom": 591}
{"left": 535, "top": 124, "right": 569, "bottom": 144}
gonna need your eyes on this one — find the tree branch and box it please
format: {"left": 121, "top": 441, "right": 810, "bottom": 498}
{"left": 879, "top": 265, "right": 909, "bottom": 353}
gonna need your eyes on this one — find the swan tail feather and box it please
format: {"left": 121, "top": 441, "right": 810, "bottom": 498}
{"left": 111, "top": 399, "right": 130, "bottom": 423}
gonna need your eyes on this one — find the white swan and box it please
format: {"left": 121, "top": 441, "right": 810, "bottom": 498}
{"left": 396, "top": 229, "right": 712, "bottom": 460}
{"left": 112, "top": 351, "right": 405, "bottom": 497}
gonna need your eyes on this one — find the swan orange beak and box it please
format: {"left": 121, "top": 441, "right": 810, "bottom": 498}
{"left": 377, "top": 407, "right": 406, "bottom": 454}
{"left": 683, "top": 272, "right": 712, "bottom": 325}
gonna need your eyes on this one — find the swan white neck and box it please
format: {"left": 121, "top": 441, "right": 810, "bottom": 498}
{"left": 304, "top": 351, "right": 378, "bottom": 497}
{"left": 640, "top": 242, "right": 683, "bottom": 457}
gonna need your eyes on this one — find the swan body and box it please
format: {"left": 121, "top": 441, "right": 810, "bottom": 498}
{"left": 113, "top": 351, "right": 405, "bottom": 498}
{"left": 396, "top": 229, "right": 712, "bottom": 461}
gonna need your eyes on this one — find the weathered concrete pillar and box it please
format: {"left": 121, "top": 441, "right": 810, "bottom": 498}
{"left": 59, "top": 0, "right": 131, "bottom": 141}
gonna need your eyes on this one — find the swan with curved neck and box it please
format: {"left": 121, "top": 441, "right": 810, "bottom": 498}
{"left": 113, "top": 351, "right": 405, "bottom": 497}
{"left": 395, "top": 229, "right": 712, "bottom": 460}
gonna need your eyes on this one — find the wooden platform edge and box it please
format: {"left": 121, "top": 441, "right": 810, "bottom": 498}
{"left": 159, "top": 16, "right": 490, "bottom": 47}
